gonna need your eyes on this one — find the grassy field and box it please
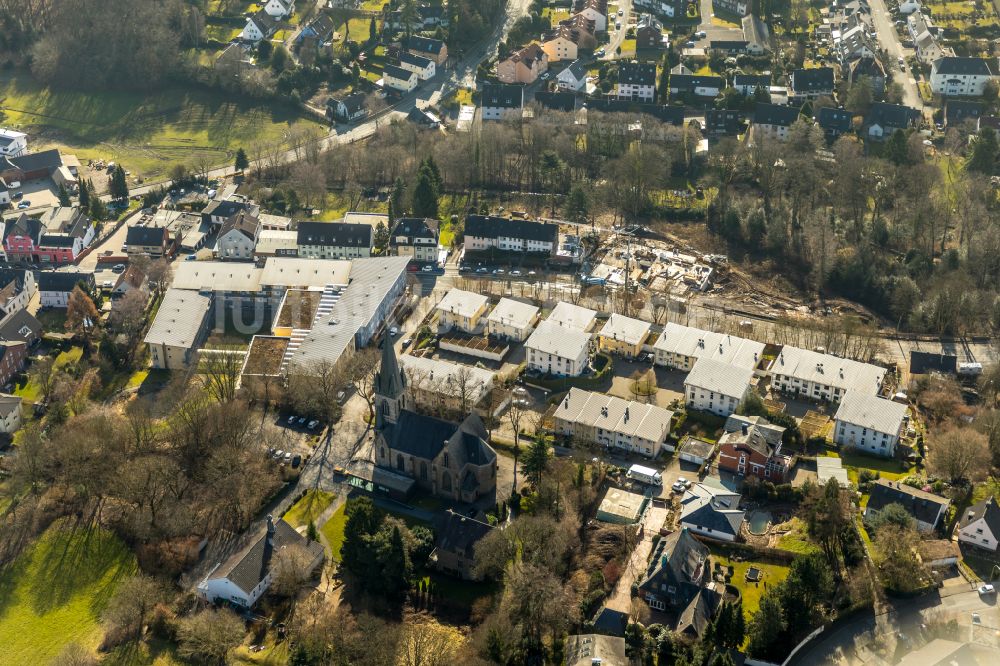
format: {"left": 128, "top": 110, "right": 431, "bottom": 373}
{"left": 0, "top": 72, "right": 323, "bottom": 181}
{"left": 0, "top": 521, "right": 137, "bottom": 663}
{"left": 824, "top": 450, "right": 911, "bottom": 484}
{"left": 709, "top": 547, "right": 791, "bottom": 623}
{"left": 774, "top": 517, "right": 821, "bottom": 555}
{"left": 14, "top": 346, "right": 84, "bottom": 403}
{"left": 321, "top": 503, "right": 348, "bottom": 561}
{"left": 283, "top": 490, "right": 337, "bottom": 529}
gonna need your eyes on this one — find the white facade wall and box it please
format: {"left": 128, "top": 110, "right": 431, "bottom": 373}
{"left": 931, "top": 71, "right": 995, "bottom": 96}
{"left": 958, "top": 519, "right": 999, "bottom": 551}
{"left": 216, "top": 232, "right": 255, "bottom": 260}
{"left": 617, "top": 83, "right": 655, "bottom": 102}
{"left": 526, "top": 345, "right": 588, "bottom": 377}
{"left": 685, "top": 381, "right": 747, "bottom": 417}
{"left": 834, "top": 418, "right": 900, "bottom": 457}
{"left": 0, "top": 406, "right": 21, "bottom": 434}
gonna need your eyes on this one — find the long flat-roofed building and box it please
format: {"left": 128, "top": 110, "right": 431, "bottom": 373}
{"left": 554, "top": 387, "right": 674, "bottom": 457}
{"left": 652, "top": 323, "right": 764, "bottom": 371}
{"left": 770, "top": 345, "right": 886, "bottom": 402}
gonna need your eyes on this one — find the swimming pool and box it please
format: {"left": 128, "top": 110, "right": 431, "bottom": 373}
{"left": 747, "top": 510, "right": 773, "bottom": 535}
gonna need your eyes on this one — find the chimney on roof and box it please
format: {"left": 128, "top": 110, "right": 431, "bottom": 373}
{"left": 742, "top": 423, "right": 749, "bottom": 436}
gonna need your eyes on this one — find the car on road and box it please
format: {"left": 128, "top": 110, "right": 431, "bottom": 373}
{"left": 696, "top": 31, "right": 707, "bottom": 39}
{"left": 615, "top": 21, "right": 621, "bottom": 30}
{"left": 510, "top": 269, "right": 522, "bottom": 277}
{"left": 16, "top": 201, "right": 29, "bottom": 209}
{"left": 421, "top": 265, "right": 434, "bottom": 272}
{"left": 476, "top": 267, "right": 488, "bottom": 273}
{"left": 389, "top": 326, "right": 399, "bottom": 336}
{"left": 287, "top": 415, "right": 297, "bottom": 425}
{"left": 979, "top": 584, "right": 995, "bottom": 596}
{"left": 595, "top": 48, "right": 606, "bottom": 57}
{"left": 494, "top": 268, "right": 505, "bottom": 275}
{"left": 617, "top": 8, "right": 623, "bottom": 15}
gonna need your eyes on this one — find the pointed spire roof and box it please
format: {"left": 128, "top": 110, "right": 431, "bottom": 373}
{"left": 375, "top": 334, "right": 405, "bottom": 398}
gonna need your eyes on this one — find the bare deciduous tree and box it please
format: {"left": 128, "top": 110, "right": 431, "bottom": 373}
{"left": 176, "top": 608, "right": 245, "bottom": 665}
{"left": 199, "top": 350, "right": 245, "bottom": 403}
{"left": 928, "top": 425, "right": 991, "bottom": 483}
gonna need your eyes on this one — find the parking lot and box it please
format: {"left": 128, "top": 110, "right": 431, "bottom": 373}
{"left": 8, "top": 178, "right": 61, "bottom": 213}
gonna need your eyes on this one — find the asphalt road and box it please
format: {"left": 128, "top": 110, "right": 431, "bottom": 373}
{"left": 867, "top": 0, "right": 924, "bottom": 111}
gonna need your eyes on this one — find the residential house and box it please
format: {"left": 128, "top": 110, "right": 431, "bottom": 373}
{"left": 145, "top": 288, "right": 214, "bottom": 370}
{"left": 908, "top": 13, "right": 948, "bottom": 64}
{"left": 684, "top": 357, "right": 754, "bottom": 417}
{"left": 382, "top": 64, "right": 418, "bottom": 94}
{"left": 215, "top": 43, "right": 254, "bottom": 78}
{"left": 710, "top": 41, "right": 749, "bottom": 55}
{"left": 242, "top": 10, "right": 279, "bottom": 43}
{"left": 597, "top": 314, "right": 651, "bottom": 358}
{"left": 112, "top": 265, "right": 149, "bottom": 298}
{"left": 406, "top": 107, "right": 441, "bottom": 128}
{"left": 617, "top": 62, "right": 658, "bottom": 102}
{"left": 679, "top": 481, "right": 745, "bottom": 542}
{"left": 789, "top": 67, "right": 835, "bottom": 102}
{"left": 198, "top": 515, "right": 324, "bottom": 608}
{"left": 704, "top": 109, "right": 743, "bottom": 135}
{"left": 125, "top": 225, "right": 171, "bottom": 258}
{"left": 390, "top": 217, "right": 439, "bottom": 262}
{"left": 0, "top": 129, "right": 27, "bottom": 158}
{"left": 542, "top": 25, "right": 589, "bottom": 63}
{"left": 931, "top": 57, "right": 997, "bottom": 96}
{"left": 717, "top": 419, "right": 792, "bottom": 482}
{"left": 0, "top": 394, "right": 21, "bottom": 435}
{"left": 296, "top": 221, "right": 373, "bottom": 260}
{"left": 864, "top": 479, "right": 949, "bottom": 532}
{"left": 713, "top": 0, "right": 750, "bottom": 16}
{"left": 0, "top": 148, "right": 72, "bottom": 185}
{"left": 215, "top": 211, "right": 260, "bottom": 261}
{"left": 295, "top": 13, "right": 335, "bottom": 44}
{"left": 201, "top": 197, "right": 259, "bottom": 228}
{"left": 753, "top": 103, "right": 801, "bottom": 141}
{"left": 0, "top": 307, "right": 42, "bottom": 347}
{"left": 557, "top": 60, "right": 589, "bottom": 92}
{"left": 535, "top": 91, "right": 577, "bottom": 112}
{"left": 958, "top": 496, "right": 1000, "bottom": 552}
{"left": 525, "top": 320, "right": 591, "bottom": 377}
{"left": 573, "top": 0, "right": 608, "bottom": 31}
{"left": 554, "top": 387, "right": 674, "bottom": 457}
{"left": 636, "top": 14, "right": 666, "bottom": 49}
{"left": 398, "top": 51, "right": 436, "bottom": 81}
{"left": 945, "top": 100, "right": 984, "bottom": 128}
{"left": 263, "top": 0, "right": 294, "bottom": 18}
{"left": 865, "top": 101, "right": 921, "bottom": 139}
{"left": 638, "top": 528, "right": 718, "bottom": 637}
{"left": 565, "top": 634, "right": 628, "bottom": 666}
{"left": 430, "top": 510, "right": 494, "bottom": 580}
{"left": 770, "top": 345, "right": 886, "bottom": 402}
{"left": 404, "top": 35, "right": 448, "bottom": 65}
{"left": 734, "top": 74, "right": 771, "bottom": 96}
{"left": 3, "top": 209, "right": 93, "bottom": 264}
{"left": 463, "top": 215, "right": 558, "bottom": 254}
{"left": 848, "top": 56, "right": 887, "bottom": 94}
{"left": 834, "top": 391, "right": 908, "bottom": 457}
{"left": 668, "top": 74, "right": 724, "bottom": 99}
{"left": 742, "top": 14, "right": 770, "bottom": 54}
{"left": 373, "top": 339, "right": 498, "bottom": 503}
{"left": 435, "top": 288, "right": 489, "bottom": 333}
{"left": 498, "top": 43, "right": 547, "bottom": 84}
{"left": 326, "top": 93, "right": 368, "bottom": 123}
{"left": 546, "top": 301, "right": 597, "bottom": 332}
{"left": 585, "top": 99, "right": 686, "bottom": 125}
{"left": 417, "top": 4, "right": 447, "bottom": 28}
{"left": 38, "top": 270, "right": 95, "bottom": 308}
{"left": 633, "top": 0, "right": 688, "bottom": 19}
{"left": 486, "top": 298, "right": 539, "bottom": 341}
{"left": 0, "top": 268, "right": 36, "bottom": 316}
{"left": 480, "top": 83, "right": 524, "bottom": 121}
{"left": 816, "top": 107, "right": 854, "bottom": 139}
{"left": 835, "top": 25, "right": 877, "bottom": 64}
{"left": 653, "top": 323, "right": 764, "bottom": 371}
{"left": 0, "top": 343, "right": 27, "bottom": 392}
{"left": 253, "top": 229, "right": 298, "bottom": 258}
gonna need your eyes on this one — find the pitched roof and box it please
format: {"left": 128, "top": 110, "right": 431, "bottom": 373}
{"left": 771, "top": 345, "right": 886, "bottom": 394}
{"left": 405, "top": 35, "right": 445, "bottom": 54}
{"left": 959, "top": 496, "right": 1000, "bottom": 537}
{"left": 547, "top": 301, "right": 597, "bottom": 331}
{"left": 436, "top": 288, "right": 488, "bottom": 319}
{"left": 383, "top": 63, "right": 416, "bottom": 81}
{"left": 652, "top": 322, "right": 764, "bottom": 368}
{"left": 669, "top": 74, "right": 725, "bottom": 91}
{"left": 464, "top": 215, "right": 557, "bottom": 243}
{"left": 296, "top": 220, "right": 373, "bottom": 248}
{"left": 835, "top": 391, "right": 907, "bottom": 433}
{"left": 867, "top": 479, "right": 949, "bottom": 525}
{"left": 38, "top": 270, "right": 91, "bottom": 293}
{"left": 535, "top": 91, "right": 576, "bottom": 112}
{"left": 556, "top": 387, "right": 674, "bottom": 444}
{"left": 219, "top": 210, "right": 259, "bottom": 242}
{"left": 866, "top": 102, "right": 920, "bottom": 129}
{"left": 754, "top": 102, "right": 801, "bottom": 126}
{"left": 817, "top": 106, "right": 853, "bottom": 132}
{"left": 790, "top": 67, "right": 835, "bottom": 92}
{"left": 735, "top": 74, "right": 771, "bottom": 87}
{"left": 382, "top": 409, "right": 491, "bottom": 463}
{"left": 680, "top": 481, "right": 744, "bottom": 537}
{"left": 10, "top": 148, "right": 63, "bottom": 174}
{"left": 525, "top": 319, "right": 591, "bottom": 359}
{"left": 0, "top": 393, "right": 21, "bottom": 418}
{"left": 375, "top": 334, "right": 405, "bottom": 398}
{"left": 433, "top": 510, "right": 494, "bottom": 560}
{"left": 3, "top": 214, "right": 42, "bottom": 245}
{"left": 684, "top": 357, "right": 754, "bottom": 398}
{"left": 480, "top": 83, "right": 524, "bottom": 109}
{"left": 599, "top": 313, "right": 650, "bottom": 346}
{"left": 249, "top": 9, "right": 279, "bottom": 34}
{"left": 399, "top": 51, "right": 433, "bottom": 68}
{"left": 390, "top": 217, "right": 438, "bottom": 244}
{"left": 719, "top": 421, "right": 782, "bottom": 460}
{"left": 933, "top": 56, "right": 994, "bottom": 76}
{"left": 487, "top": 298, "right": 539, "bottom": 330}
{"left": 504, "top": 42, "right": 546, "bottom": 68}
{"left": 638, "top": 528, "right": 709, "bottom": 595}
{"left": 214, "top": 517, "right": 323, "bottom": 595}
{"left": 619, "top": 62, "right": 657, "bottom": 87}
{"left": 559, "top": 59, "right": 588, "bottom": 82}
{"left": 0, "top": 308, "right": 41, "bottom": 344}
{"left": 585, "top": 99, "right": 686, "bottom": 125}
{"left": 946, "top": 100, "right": 984, "bottom": 125}
{"left": 0, "top": 268, "right": 31, "bottom": 294}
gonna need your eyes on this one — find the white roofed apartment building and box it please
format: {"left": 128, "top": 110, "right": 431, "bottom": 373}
{"left": 525, "top": 320, "right": 591, "bottom": 377}
{"left": 770, "top": 346, "right": 886, "bottom": 403}
{"left": 144, "top": 288, "right": 213, "bottom": 370}
{"left": 546, "top": 301, "right": 598, "bottom": 331}
{"left": 486, "top": 298, "right": 540, "bottom": 341}
{"left": 554, "top": 387, "right": 674, "bottom": 457}
{"left": 435, "top": 288, "right": 489, "bottom": 334}
{"left": 684, "top": 357, "right": 755, "bottom": 417}
{"left": 597, "top": 313, "right": 651, "bottom": 359}
{"left": 652, "top": 323, "right": 764, "bottom": 371}
{"left": 833, "top": 391, "right": 908, "bottom": 457}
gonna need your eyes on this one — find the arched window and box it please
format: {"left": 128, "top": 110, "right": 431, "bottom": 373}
{"left": 396, "top": 454, "right": 404, "bottom": 471}
{"left": 419, "top": 461, "right": 428, "bottom": 479}
{"left": 443, "top": 453, "right": 450, "bottom": 468}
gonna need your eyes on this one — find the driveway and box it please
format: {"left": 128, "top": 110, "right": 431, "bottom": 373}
{"left": 867, "top": 0, "right": 923, "bottom": 110}
{"left": 604, "top": 501, "right": 670, "bottom": 614}
{"left": 77, "top": 216, "right": 132, "bottom": 270}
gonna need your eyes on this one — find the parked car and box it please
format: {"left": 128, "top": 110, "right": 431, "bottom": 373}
{"left": 389, "top": 326, "right": 400, "bottom": 336}
{"left": 421, "top": 265, "right": 434, "bottom": 272}
{"left": 291, "top": 455, "right": 302, "bottom": 468}
{"left": 402, "top": 337, "right": 413, "bottom": 347}
{"left": 307, "top": 420, "right": 319, "bottom": 430}
{"left": 979, "top": 584, "right": 995, "bottom": 596}
{"left": 671, "top": 481, "right": 687, "bottom": 493}
{"left": 476, "top": 267, "right": 488, "bottom": 274}
{"left": 287, "top": 415, "right": 297, "bottom": 425}
{"left": 336, "top": 390, "right": 348, "bottom": 404}
{"left": 510, "top": 270, "right": 522, "bottom": 277}
{"left": 283, "top": 452, "right": 292, "bottom": 463}
{"left": 273, "top": 449, "right": 284, "bottom": 460}
{"left": 17, "top": 201, "right": 30, "bottom": 209}
{"left": 297, "top": 416, "right": 307, "bottom": 426}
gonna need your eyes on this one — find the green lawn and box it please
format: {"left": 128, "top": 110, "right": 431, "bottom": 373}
{"left": 416, "top": 572, "right": 497, "bottom": 608}
{"left": 709, "top": 547, "right": 791, "bottom": 622}
{"left": 438, "top": 219, "right": 455, "bottom": 248}
{"left": 774, "top": 517, "right": 821, "bottom": 555}
{"left": 0, "top": 521, "right": 137, "bottom": 663}
{"left": 320, "top": 503, "right": 348, "bottom": 561}
{"left": 825, "top": 450, "right": 911, "bottom": 483}
{"left": 14, "top": 346, "right": 84, "bottom": 403}
{"left": 283, "top": 490, "right": 336, "bottom": 529}
{"left": 0, "top": 71, "right": 323, "bottom": 181}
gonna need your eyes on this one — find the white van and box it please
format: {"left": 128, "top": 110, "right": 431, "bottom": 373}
{"left": 626, "top": 464, "right": 663, "bottom": 486}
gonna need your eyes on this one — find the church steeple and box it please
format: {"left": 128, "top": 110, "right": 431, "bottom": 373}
{"left": 374, "top": 334, "right": 407, "bottom": 427}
